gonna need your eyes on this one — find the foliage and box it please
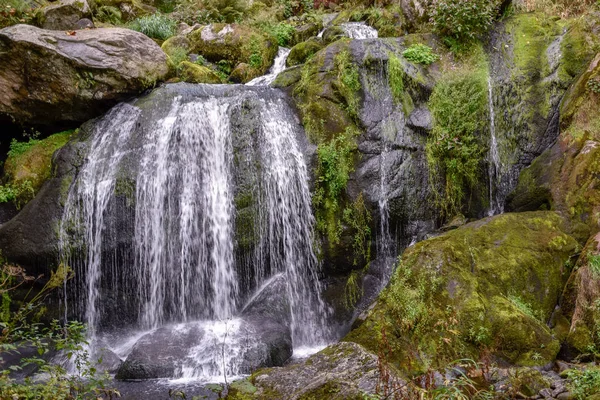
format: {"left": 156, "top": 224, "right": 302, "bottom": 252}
{"left": 587, "top": 79, "right": 600, "bottom": 95}
{"left": 176, "top": 0, "right": 247, "bottom": 24}
{"left": 7, "top": 137, "right": 40, "bottom": 159}
{"left": 426, "top": 54, "right": 487, "bottom": 218}
{"left": 246, "top": 35, "right": 264, "bottom": 69}
{"left": 277, "top": 0, "right": 313, "bottom": 19}
{"left": 260, "top": 22, "right": 295, "bottom": 47}
{"left": 0, "top": 0, "right": 39, "bottom": 29}
{"left": 313, "top": 127, "right": 359, "bottom": 244}
{"left": 334, "top": 49, "right": 361, "bottom": 119}
{"left": 343, "top": 193, "right": 372, "bottom": 267}
{"left": 169, "top": 46, "right": 189, "bottom": 69}
{"left": 402, "top": 44, "right": 439, "bottom": 66}
{"left": 0, "top": 263, "right": 118, "bottom": 399}
{"left": 431, "top": 0, "right": 499, "bottom": 44}
{"left": 94, "top": 5, "right": 122, "bottom": 25}
{"left": 388, "top": 53, "right": 404, "bottom": 103}
{"left": 566, "top": 367, "right": 600, "bottom": 399}
{"left": 588, "top": 253, "right": 600, "bottom": 277}
{"left": 129, "top": 13, "right": 176, "bottom": 40}
{"left": 517, "top": 0, "right": 597, "bottom": 17}
{"left": 507, "top": 293, "right": 541, "bottom": 321}
{"left": 0, "top": 180, "right": 34, "bottom": 209}
{"left": 344, "top": 270, "right": 362, "bottom": 310}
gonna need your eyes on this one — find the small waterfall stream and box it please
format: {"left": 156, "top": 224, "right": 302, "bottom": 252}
{"left": 59, "top": 85, "right": 330, "bottom": 381}
{"left": 246, "top": 47, "right": 291, "bottom": 86}
{"left": 487, "top": 77, "right": 503, "bottom": 216}
{"left": 340, "top": 22, "right": 378, "bottom": 39}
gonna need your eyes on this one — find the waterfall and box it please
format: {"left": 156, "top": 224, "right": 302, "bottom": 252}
{"left": 59, "top": 85, "right": 329, "bottom": 376}
{"left": 340, "top": 22, "right": 378, "bottom": 39}
{"left": 246, "top": 47, "right": 291, "bottom": 87}
{"left": 487, "top": 77, "right": 503, "bottom": 216}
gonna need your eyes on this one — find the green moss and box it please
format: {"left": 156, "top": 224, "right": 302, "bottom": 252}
{"left": 178, "top": 61, "right": 223, "bottom": 83}
{"left": 286, "top": 39, "right": 323, "bottom": 67}
{"left": 346, "top": 211, "right": 577, "bottom": 375}
{"left": 559, "top": 14, "right": 600, "bottom": 83}
{"left": 114, "top": 176, "right": 136, "bottom": 207}
{"left": 388, "top": 53, "right": 414, "bottom": 115}
{"left": 4, "top": 130, "right": 74, "bottom": 207}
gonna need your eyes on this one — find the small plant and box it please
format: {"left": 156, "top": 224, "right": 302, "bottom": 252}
{"left": 587, "top": 78, "right": 600, "bottom": 94}
{"left": 169, "top": 46, "right": 189, "bottom": 69}
{"left": 588, "top": 253, "right": 600, "bottom": 277}
{"left": 335, "top": 50, "right": 361, "bottom": 119}
{"left": 261, "top": 22, "right": 295, "bottom": 47}
{"left": 0, "top": 180, "right": 34, "bottom": 209}
{"left": 402, "top": 44, "right": 439, "bottom": 65}
{"left": 7, "top": 137, "right": 40, "bottom": 159}
{"left": 94, "top": 5, "right": 122, "bottom": 25}
{"left": 566, "top": 367, "right": 600, "bottom": 399}
{"left": 129, "top": 13, "right": 176, "bottom": 40}
{"left": 431, "top": 0, "right": 500, "bottom": 44}
{"left": 507, "top": 293, "right": 540, "bottom": 320}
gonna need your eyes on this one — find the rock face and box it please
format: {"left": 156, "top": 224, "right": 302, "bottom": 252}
{"left": 38, "top": 0, "right": 91, "bottom": 30}
{"left": 228, "top": 342, "right": 407, "bottom": 400}
{"left": 0, "top": 24, "right": 169, "bottom": 127}
{"left": 346, "top": 212, "right": 579, "bottom": 375}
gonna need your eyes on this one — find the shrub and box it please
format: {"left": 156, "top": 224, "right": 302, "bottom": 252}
{"left": 129, "top": 13, "right": 176, "bottom": 40}
{"left": 431, "top": 0, "right": 499, "bottom": 43}
{"left": 0, "top": 0, "right": 36, "bottom": 29}
{"left": 566, "top": 367, "right": 600, "bottom": 399}
{"left": 402, "top": 44, "right": 439, "bottom": 65}
{"left": 426, "top": 57, "right": 487, "bottom": 217}
{"left": 261, "top": 22, "right": 295, "bottom": 47}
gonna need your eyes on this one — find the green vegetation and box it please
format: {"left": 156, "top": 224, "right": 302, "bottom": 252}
{"left": 246, "top": 35, "right": 265, "bottom": 69}
{"left": 342, "top": 193, "right": 372, "bottom": 267}
{"left": 426, "top": 48, "right": 487, "bottom": 218}
{"left": 0, "top": 263, "right": 117, "bottom": 399}
{"left": 2, "top": 131, "right": 73, "bottom": 209}
{"left": 130, "top": 13, "right": 176, "bottom": 40}
{"left": 566, "top": 367, "right": 600, "bottom": 399}
{"left": 260, "top": 22, "right": 295, "bottom": 47}
{"left": 0, "top": 0, "right": 38, "bottom": 29}
{"left": 589, "top": 254, "right": 600, "bottom": 277}
{"left": 402, "top": 44, "right": 439, "bottom": 65}
{"left": 334, "top": 49, "right": 361, "bottom": 120}
{"left": 431, "top": 0, "right": 500, "bottom": 46}
{"left": 175, "top": 0, "right": 247, "bottom": 24}
{"left": 313, "top": 127, "right": 359, "bottom": 244}
{"left": 94, "top": 5, "right": 122, "bottom": 24}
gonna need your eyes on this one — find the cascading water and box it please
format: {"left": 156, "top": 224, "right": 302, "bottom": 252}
{"left": 246, "top": 47, "right": 291, "bottom": 87}
{"left": 59, "top": 84, "right": 330, "bottom": 381}
{"left": 340, "top": 22, "right": 378, "bottom": 39}
{"left": 487, "top": 77, "right": 503, "bottom": 216}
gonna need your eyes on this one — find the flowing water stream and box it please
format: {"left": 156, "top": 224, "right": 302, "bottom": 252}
{"left": 59, "top": 84, "right": 330, "bottom": 381}
{"left": 487, "top": 77, "right": 503, "bottom": 216}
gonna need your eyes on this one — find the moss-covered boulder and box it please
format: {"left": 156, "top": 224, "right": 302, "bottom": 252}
{"left": 0, "top": 24, "right": 169, "bottom": 127}
{"left": 3, "top": 131, "right": 74, "bottom": 207}
{"left": 187, "top": 24, "right": 278, "bottom": 83}
{"left": 561, "top": 232, "right": 600, "bottom": 355}
{"left": 178, "top": 61, "right": 221, "bottom": 83}
{"left": 286, "top": 38, "right": 323, "bottom": 67}
{"left": 290, "top": 22, "right": 321, "bottom": 46}
{"left": 238, "top": 342, "right": 407, "bottom": 399}
{"left": 37, "top": 0, "right": 91, "bottom": 30}
{"left": 346, "top": 212, "right": 579, "bottom": 375}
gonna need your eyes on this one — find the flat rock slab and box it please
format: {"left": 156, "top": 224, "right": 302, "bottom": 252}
{"left": 0, "top": 24, "right": 169, "bottom": 127}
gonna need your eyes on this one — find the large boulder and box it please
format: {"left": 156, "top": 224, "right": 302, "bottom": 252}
{"left": 117, "top": 275, "right": 293, "bottom": 380}
{"left": 346, "top": 212, "right": 579, "bottom": 375}
{"left": 37, "top": 0, "right": 92, "bottom": 30}
{"left": 0, "top": 24, "right": 169, "bottom": 127}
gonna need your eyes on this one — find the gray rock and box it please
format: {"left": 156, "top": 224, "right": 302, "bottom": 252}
{"left": 38, "top": 0, "right": 91, "bottom": 30}
{"left": 0, "top": 24, "right": 169, "bottom": 127}
{"left": 407, "top": 107, "right": 432, "bottom": 133}
{"left": 249, "top": 342, "right": 408, "bottom": 399}
{"left": 74, "top": 17, "right": 94, "bottom": 29}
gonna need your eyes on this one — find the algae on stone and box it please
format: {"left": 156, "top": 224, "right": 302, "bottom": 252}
{"left": 346, "top": 211, "right": 578, "bottom": 375}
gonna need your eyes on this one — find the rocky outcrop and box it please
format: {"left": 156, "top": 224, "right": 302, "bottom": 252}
{"left": 346, "top": 212, "right": 579, "bottom": 375}
{"left": 0, "top": 24, "right": 169, "bottom": 127}
{"left": 228, "top": 342, "right": 408, "bottom": 400}
{"left": 37, "top": 0, "right": 91, "bottom": 30}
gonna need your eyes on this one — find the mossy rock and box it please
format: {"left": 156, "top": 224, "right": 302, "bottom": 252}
{"left": 507, "top": 368, "right": 551, "bottom": 397}
{"left": 229, "top": 62, "right": 260, "bottom": 84}
{"left": 507, "top": 52, "right": 600, "bottom": 232}
{"left": 178, "top": 61, "right": 221, "bottom": 83}
{"left": 321, "top": 26, "right": 346, "bottom": 44}
{"left": 345, "top": 211, "right": 578, "bottom": 375}
{"left": 91, "top": 0, "right": 156, "bottom": 21}
{"left": 3, "top": 130, "right": 74, "bottom": 204}
{"left": 286, "top": 39, "right": 323, "bottom": 67}
{"left": 161, "top": 35, "right": 191, "bottom": 57}
{"left": 272, "top": 65, "right": 302, "bottom": 88}
{"left": 187, "top": 24, "right": 278, "bottom": 78}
